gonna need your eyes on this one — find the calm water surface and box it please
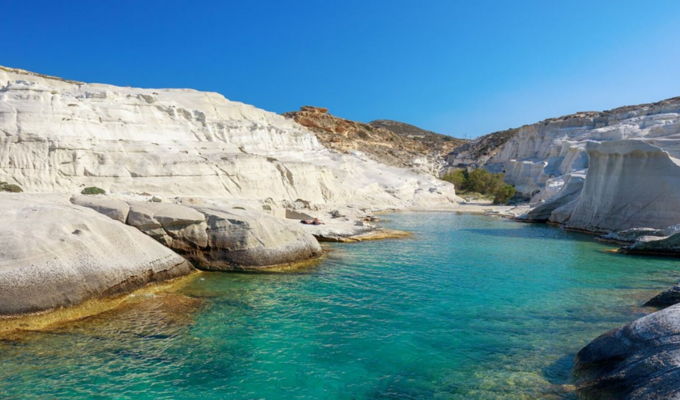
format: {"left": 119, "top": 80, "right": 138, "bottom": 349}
{"left": 1, "top": 213, "right": 679, "bottom": 399}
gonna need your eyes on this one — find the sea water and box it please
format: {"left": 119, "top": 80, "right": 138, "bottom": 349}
{"left": 1, "top": 213, "right": 679, "bottom": 399}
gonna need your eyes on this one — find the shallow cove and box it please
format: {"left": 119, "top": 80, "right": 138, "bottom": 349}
{"left": 1, "top": 212, "right": 679, "bottom": 399}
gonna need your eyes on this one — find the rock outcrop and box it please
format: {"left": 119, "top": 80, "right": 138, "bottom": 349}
{"left": 72, "top": 196, "right": 323, "bottom": 270}
{"left": 283, "top": 106, "right": 464, "bottom": 175}
{"left": 450, "top": 96, "right": 680, "bottom": 234}
{"left": 0, "top": 194, "right": 194, "bottom": 315}
{"left": 574, "top": 304, "right": 680, "bottom": 400}
{"left": 645, "top": 285, "right": 680, "bottom": 308}
{"left": 0, "top": 66, "right": 457, "bottom": 209}
{"left": 566, "top": 140, "right": 680, "bottom": 232}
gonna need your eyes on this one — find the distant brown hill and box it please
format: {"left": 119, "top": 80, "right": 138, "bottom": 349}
{"left": 369, "top": 119, "right": 466, "bottom": 153}
{"left": 283, "top": 106, "right": 466, "bottom": 174}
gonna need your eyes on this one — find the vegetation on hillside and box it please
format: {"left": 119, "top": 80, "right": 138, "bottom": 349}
{"left": 81, "top": 186, "right": 106, "bottom": 195}
{"left": 0, "top": 182, "right": 23, "bottom": 193}
{"left": 442, "top": 169, "right": 516, "bottom": 204}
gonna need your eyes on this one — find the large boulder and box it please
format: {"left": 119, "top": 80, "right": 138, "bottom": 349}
{"left": 193, "top": 206, "right": 323, "bottom": 270}
{"left": 574, "top": 305, "right": 680, "bottom": 399}
{"left": 622, "top": 231, "right": 680, "bottom": 256}
{"left": 0, "top": 194, "right": 194, "bottom": 316}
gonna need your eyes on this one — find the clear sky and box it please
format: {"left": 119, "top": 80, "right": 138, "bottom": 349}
{"left": 2, "top": 1, "right": 680, "bottom": 138}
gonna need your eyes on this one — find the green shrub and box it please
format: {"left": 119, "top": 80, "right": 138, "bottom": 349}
{"left": 441, "top": 170, "right": 467, "bottom": 189}
{"left": 81, "top": 186, "right": 106, "bottom": 195}
{"left": 441, "top": 168, "right": 516, "bottom": 204}
{"left": 0, "top": 183, "right": 23, "bottom": 193}
{"left": 466, "top": 169, "right": 505, "bottom": 194}
{"left": 493, "top": 184, "right": 516, "bottom": 204}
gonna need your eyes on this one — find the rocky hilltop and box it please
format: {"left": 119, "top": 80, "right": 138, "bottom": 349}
{"left": 283, "top": 106, "right": 463, "bottom": 174}
{"left": 368, "top": 119, "right": 465, "bottom": 154}
{"left": 0, "top": 65, "right": 459, "bottom": 317}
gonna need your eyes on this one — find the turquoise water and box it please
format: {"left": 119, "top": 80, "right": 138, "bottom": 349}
{"left": 1, "top": 213, "right": 679, "bottom": 399}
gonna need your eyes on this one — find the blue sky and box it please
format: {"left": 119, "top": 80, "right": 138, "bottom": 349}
{"left": 2, "top": 1, "right": 680, "bottom": 138}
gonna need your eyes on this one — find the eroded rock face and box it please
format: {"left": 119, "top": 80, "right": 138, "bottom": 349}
{"left": 71, "top": 195, "right": 130, "bottom": 223}
{"left": 75, "top": 199, "right": 322, "bottom": 270}
{"left": 574, "top": 304, "right": 680, "bottom": 400}
{"left": 0, "top": 66, "right": 457, "bottom": 209}
{"left": 567, "top": 140, "right": 680, "bottom": 232}
{"left": 453, "top": 96, "right": 680, "bottom": 232}
{"left": 519, "top": 173, "right": 584, "bottom": 222}
{"left": 0, "top": 194, "right": 194, "bottom": 315}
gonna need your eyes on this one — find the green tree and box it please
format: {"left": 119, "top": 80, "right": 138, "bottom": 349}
{"left": 493, "top": 184, "right": 516, "bottom": 204}
{"left": 441, "top": 169, "right": 467, "bottom": 190}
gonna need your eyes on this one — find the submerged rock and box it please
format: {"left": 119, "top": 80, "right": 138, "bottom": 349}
{"left": 0, "top": 194, "right": 194, "bottom": 316}
{"left": 622, "top": 231, "right": 680, "bottom": 256}
{"left": 574, "top": 304, "right": 680, "bottom": 400}
{"left": 602, "top": 228, "right": 667, "bottom": 243}
{"left": 645, "top": 284, "right": 680, "bottom": 308}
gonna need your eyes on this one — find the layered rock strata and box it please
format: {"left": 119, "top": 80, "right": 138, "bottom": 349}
{"left": 0, "top": 66, "right": 457, "bottom": 208}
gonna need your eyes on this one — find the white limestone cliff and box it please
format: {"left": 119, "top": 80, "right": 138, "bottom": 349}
{"left": 0, "top": 66, "right": 457, "bottom": 209}
{"left": 461, "top": 96, "right": 680, "bottom": 233}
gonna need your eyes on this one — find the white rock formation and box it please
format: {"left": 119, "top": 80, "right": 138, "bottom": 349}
{"left": 71, "top": 195, "right": 323, "bottom": 270}
{"left": 0, "top": 66, "right": 457, "bottom": 209}
{"left": 465, "top": 96, "right": 680, "bottom": 232}
{"left": 0, "top": 194, "right": 194, "bottom": 315}
{"left": 567, "top": 140, "right": 680, "bottom": 232}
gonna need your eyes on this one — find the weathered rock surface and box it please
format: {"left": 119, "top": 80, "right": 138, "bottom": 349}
{"left": 194, "top": 206, "right": 322, "bottom": 270}
{"left": 76, "top": 198, "right": 322, "bottom": 270}
{"left": 0, "top": 194, "right": 194, "bottom": 315}
{"left": 645, "top": 285, "right": 680, "bottom": 308}
{"left": 0, "top": 66, "right": 457, "bottom": 209}
{"left": 455, "top": 96, "right": 680, "bottom": 233}
{"left": 574, "top": 304, "right": 680, "bottom": 400}
{"left": 519, "top": 173, "right": 584, "bottom": 222}
{"left": 71, "top": 195, "right": 130, "bottom": 223}
{"left": 602, "top": 227, "right": 669, "bottom": 243}
{"left": 622, "top": 231, "right": 680, "bottom": 256}
{"left": 567, "top": 140, "right": 680, "bottom": 232}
